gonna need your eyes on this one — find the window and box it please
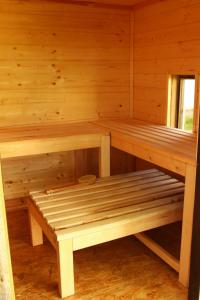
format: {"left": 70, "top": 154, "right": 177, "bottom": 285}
{"left": 168, "top": 75, "right": 196, "bottom": 132}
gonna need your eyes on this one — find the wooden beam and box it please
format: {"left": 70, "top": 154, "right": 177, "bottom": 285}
{"left": 189, "top": 111, "right": 200, "bottom": 299}
{"left": 57, "top": 239, "right": 74, "bottom": 298}
{"left": 135, "top": 233, "right": 180, "bottom": 272}
{"left": 129, "top": 9, "right": 134, "bottom": 118}
{"left": 99, "top": 135, "right": 110, "bottom": 177}
{"left": 179, "top": 164, "right": 197, "bottom": 287}
{"left": 0, "top": 158, "right": 15, "bottom": 300}
{"left": 28, "top": 211, "right": 43, "bottom": 247}
{"left": 0, "top": 134, "right": 102, "bottom": 159}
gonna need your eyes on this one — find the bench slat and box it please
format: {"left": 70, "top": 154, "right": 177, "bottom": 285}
{"left": 30, "top": 169, "right": 184, "bottom": 235}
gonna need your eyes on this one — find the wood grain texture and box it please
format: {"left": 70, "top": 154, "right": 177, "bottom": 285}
{"left": 135, "top": 232, "right": 180, "bottom": 272}
{"left": 30, "top": 169, "right": 184, "bottom": 240}
{"left": 28, "top": 169, "right": 184, "bottom": 296}
{"left": 94, "top": 118, "right": 197, "bottom": 175}
{"left": 0, "top": 0, "right": 131, "bottom": 202}
{"left": 132, "top": 0, "right": 200, "bottom": 124}
{"left": 0, "top": 0, "right": 130, "bottom": 126}
{"left": 0, "top": 122, "right": 109, "bottom": 200}
{"left": 179, "top": 164, "right": 197, "bottom": 287}
{"left": 8, "top": 210, "right": 187, "bottom": 299}
{"left": 0, "top": 160, "right": 15, "bottom": 300}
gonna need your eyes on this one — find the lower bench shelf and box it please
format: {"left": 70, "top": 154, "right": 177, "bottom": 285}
{"left": 28, "top": 169, "right": 184, "bottom": 298}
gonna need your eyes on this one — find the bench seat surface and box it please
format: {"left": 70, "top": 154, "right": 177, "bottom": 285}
{"left": 0, "top": 122, "right": 110, "bottom": 158}
{"left": 92, "top": 118, "right": 197, "bottom": 175}
{"left": 30, "top": 169, "right": 184, "bottom": 242}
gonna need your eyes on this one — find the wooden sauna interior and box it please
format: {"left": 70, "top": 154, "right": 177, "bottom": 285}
{"left": 0, "top": 0, "right": 199, "bottom": 299}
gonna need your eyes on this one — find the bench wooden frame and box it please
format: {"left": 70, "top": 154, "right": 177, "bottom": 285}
{"left": 0, "top": 122, "right": 110, "bottom": 178}
{"left": 28, "top": 169, "right": 184, "bottom": 298}
{"left": 93, "top": 118, "right": 197, "bottom": 288}
{"left": 0, "top": 122, "right": 110, "bottom": 298}
{"left": 0, "top": 119, "right": 197, "bottom": 297}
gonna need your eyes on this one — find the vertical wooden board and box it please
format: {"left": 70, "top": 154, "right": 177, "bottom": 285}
{"left": 57, "top": 239, "right": 74, "bottom": 298}
{"left": 99, "top": 135, "right": 111, "bottom": 177}
{"left": 0, "top": 159, "right": 15, "bottom": 299}
{"left": 129, "top": 10, "right": 134, "bottom": 118}
{"left": 28, "top": 211, "right": 43, "bottom": 247}
{"left": 179, "top": 164, "right": 197, "bottom": 287}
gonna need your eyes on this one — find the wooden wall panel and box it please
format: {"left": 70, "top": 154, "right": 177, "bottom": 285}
{"left": 0, "top": 0, "right": 131, "bottom": 201}
{"left": 2, "top": 152, "right": 75, "bottom": 200}
{"left": 0, "top": 0, "right": 130, "bottom": 126}
{"left": 132, "top": 0, "right": 200, "bottom": 124}
{"left": 75, "top": 147, "right": 136, "bottom": 179}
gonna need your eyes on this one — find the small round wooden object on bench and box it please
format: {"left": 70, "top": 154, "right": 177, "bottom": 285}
{"left": 78, "top": 174, "right": 96, "bottom": 185}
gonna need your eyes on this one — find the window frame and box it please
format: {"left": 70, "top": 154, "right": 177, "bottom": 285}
{"left": 167, "top": 74, "right": 199, "bottom": 133}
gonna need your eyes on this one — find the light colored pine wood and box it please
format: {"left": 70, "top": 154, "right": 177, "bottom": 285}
{"left": 0, "top": 0, "right": 130, "bottom": 204}
{"left": 2, "top": 151, "right": 75, "bottom": 201}
{"left": 99, "top": 135, "right": 110, "bottom": 177}
{"left": 0, "top": 159, "right": 15, "bottom": 300}
{"left": 28, "top": 169, "right": 184, "bottom": 297}
{"left": 28, "top": 211, "right": 43, "bottom": 247}
{"left": 132, "top": 0, "right": 200, "bottom": 124}
{"left": 30, "top": 169, "right": 184, "bottom": 247}
{"left": 0, "top": 0, "right": 130, "bottom": 127}
{"left": 9, "top": 209, "right": 188, "bottom": 300}
{"left": 129, "top": 10, "right": 134, "bottom": 118}
{"left": 0, "top": 123, "right": 110, "bottom": 159}
{"left": 93, "top": 118, "right": 198, "bottom": 288}
{"left": 179, "top": 164, "right": 197, "bottom": 287}
{"left": 63, "top": 202, "right": 183, "bottom": 250}
{"left": 135, "top": 233, "right": 180, "bottom": 272}
{"left": 57, "top": 239, "right": 74, "bottom": 298}
{"left": 93, "top": 119, "right": 196, "bottom": 175}
{"left": 27, "top": 200, "right": 58, "bottom": 250}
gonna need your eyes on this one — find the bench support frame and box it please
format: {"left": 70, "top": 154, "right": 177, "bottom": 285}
{"left": 28, "top": 194, "right": 183, "bottom": 298}
{"left": 57, "top": 239, "right": 74, "bottom": 298}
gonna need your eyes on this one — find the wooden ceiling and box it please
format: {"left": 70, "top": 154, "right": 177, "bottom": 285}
{"left": 67, "top": 0, "right": 147, "bottom": 8}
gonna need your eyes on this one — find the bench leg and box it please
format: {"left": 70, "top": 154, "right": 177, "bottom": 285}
{"left": 57, "top": 239, "right": 74, "bottom": 298}
{"left": 99, "top": 135, "right": 110, "bottom": 177}
{"left": 28, "top": 210, "right": 43, "bottom": 246}
{"left": 179, "top": 164, "right": 196, "bottom": 287}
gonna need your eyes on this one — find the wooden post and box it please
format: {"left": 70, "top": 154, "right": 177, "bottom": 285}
{"left": 28, "top": 211, "right": 43, "bottom": 246}
{"left": 0, "top": 158, "right": 15, "bottom": 300}
{"left": 57, "top": 239, "right": 74, "bottom": 298}
{"left": 99, "top": 135, "right": 110, "bottom": 177}
{"left": 179, "top": 164, "right": 196, "bottom": 287}
{"left": 188, "top": 105, "right": 200, "bottom": 300}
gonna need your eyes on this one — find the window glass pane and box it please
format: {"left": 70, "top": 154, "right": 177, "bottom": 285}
{"left": 167, "top": 75, "right": 195, "bottom": 132}
{"left": 182, "top": 79, "right": 195, "bottom": 132}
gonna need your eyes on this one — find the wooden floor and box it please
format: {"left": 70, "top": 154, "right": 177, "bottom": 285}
{"left": 7, "top": 210, "right": 187, "bottom": 299}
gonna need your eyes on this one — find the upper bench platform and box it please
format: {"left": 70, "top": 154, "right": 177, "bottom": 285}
{"left": 93, "top": 119, "right": 197, "bottom": 176}
{"left": 0, "top": 122, "right": 110, "bottom": 159}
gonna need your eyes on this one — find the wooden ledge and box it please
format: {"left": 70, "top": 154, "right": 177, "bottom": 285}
{"left": 0, "top": 122, "right": 110, "bottom": 159}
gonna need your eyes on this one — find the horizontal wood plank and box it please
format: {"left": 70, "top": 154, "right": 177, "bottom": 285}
{"left": 30, "top": 169, "right": 184, "bottom": 240}
{"left": 93, "top": 119, "right": 197, "bottom": 174}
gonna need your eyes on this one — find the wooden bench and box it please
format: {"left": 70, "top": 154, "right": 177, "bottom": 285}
{"left": 93, "top": 118, "right": 197, "bottom": 287}
{"left": 28, "top": 169, "right": 184, "bottom": 298}
{"left": 0, "top": 122, "right": 110, "bottom": 180}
